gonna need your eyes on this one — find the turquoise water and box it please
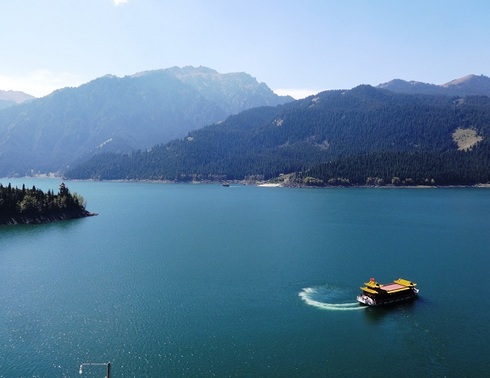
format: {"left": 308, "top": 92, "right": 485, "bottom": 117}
{"left": 0, "top": 179, "right": 489, "bottom": 377}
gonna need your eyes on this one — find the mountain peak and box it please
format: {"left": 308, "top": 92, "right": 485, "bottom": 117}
{"left": 168, "top": 65, "right": 219, "bottom": 77}
{"left": 377, "top": 79, "right": 439, "bottom": 95}
{"left": 0, "top": 89, "right": 35, "bottom": 110}
{"left": 443, "top": 74, "right": 477, "bottom": 86}
{"left": 162, "top": 66, "right": 292, "bottom": 113}
{"left": 378, "top": 74, "right": 490, "bottom": 96}
{"left": 442, "top": 74, "right": 490, "bottom": 89}
{"left": 0, "top": 89, "right": 35, "bottom": 103}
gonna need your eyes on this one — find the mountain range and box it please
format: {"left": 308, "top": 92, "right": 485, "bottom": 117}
{"left": 0, "top": 69, "right": 489, "bottom": 184}
{"left": 377, "top": 74, "right": 490, "bottom": 96}
{"left": 0, "top": 66, "right": 292, "bottom": 176}
{"left": 65, "top": 84, "right": 490, "bottom": 185}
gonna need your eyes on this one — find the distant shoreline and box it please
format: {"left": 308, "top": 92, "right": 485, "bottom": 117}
{"left": 5, "top": 175, "right": 490, "bottom": 189}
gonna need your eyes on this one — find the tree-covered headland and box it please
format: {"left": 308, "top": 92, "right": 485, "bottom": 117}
{"left": 0, "top": 182, "right": 95, "bottom": 225}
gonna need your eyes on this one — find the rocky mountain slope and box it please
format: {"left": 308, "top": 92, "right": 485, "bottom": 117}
{"left": 0, "top": 66, "right": 292, "bottom": 176}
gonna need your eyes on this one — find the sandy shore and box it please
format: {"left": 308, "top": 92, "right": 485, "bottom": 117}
{"left": 257, "top": 183, "right": 282, "bottom": 187}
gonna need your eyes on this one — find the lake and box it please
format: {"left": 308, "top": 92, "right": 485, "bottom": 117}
{"left": 1, "top": 178, "right": 489, "bottom": 377}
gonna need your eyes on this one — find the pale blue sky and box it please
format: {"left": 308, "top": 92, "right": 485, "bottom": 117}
{"left": 1, "top": 0, "right": 489, "bottom": 98}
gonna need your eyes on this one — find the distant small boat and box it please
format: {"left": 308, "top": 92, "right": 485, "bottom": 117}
{"left": 222, "top": 183, "right": 230, "bottom": 187}
{"left": 357, "top": 278, "right": 419, "bottom": 306}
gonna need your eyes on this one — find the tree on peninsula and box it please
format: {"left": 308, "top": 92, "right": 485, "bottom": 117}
{"left": 0, "top": 182, "right": 94, "bottom": 225}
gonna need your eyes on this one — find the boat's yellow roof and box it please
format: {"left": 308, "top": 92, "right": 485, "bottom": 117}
{"left": 361, "top": 278, "right": 417, "bottom": 294}
{"left": 364, "top": 280, "right": 381, "bottom": 289}
{"left": 394, "top": 278, "right": 417, "bottom": 287}
{"left": 360, "top": 286, "right": 378, "bottom": 294}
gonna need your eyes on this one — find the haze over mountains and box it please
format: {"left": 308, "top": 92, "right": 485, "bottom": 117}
{"left": 0, "top": 90, "right": 34, "bottom": 110}
{"left": 0, "top": 68, "right": 489, "bottom": 184}
{"left": 0, "top": 66, "right": 292, "bottom": 176}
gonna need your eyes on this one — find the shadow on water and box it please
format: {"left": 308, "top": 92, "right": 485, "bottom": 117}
{"left": 0, "top": 217, "right": 87, "bottom": 238}
{"left": 362, "top": 298, "right": 419, "bottom": 323}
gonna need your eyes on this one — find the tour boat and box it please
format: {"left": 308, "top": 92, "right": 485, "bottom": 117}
{"left": 357, "top": 278, "right": 419, "bottom": 306}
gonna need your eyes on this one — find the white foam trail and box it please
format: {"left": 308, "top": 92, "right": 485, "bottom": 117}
{"left": 299, "top": 287, "right": 366, "bottom": 311}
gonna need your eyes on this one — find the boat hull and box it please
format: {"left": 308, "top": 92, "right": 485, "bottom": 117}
{"left": 357, "top": 288, "right": 419, "bottom": 307}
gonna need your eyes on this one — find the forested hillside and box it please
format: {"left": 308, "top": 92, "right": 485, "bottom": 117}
{"left": 65, "top": 86, "right": 490, "bottom": 185}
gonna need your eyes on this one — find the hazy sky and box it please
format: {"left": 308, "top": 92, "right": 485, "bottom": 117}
{"left": 1, "top": 0, "right": 489, "bottom": 98}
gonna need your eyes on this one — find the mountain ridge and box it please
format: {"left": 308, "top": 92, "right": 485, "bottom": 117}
{"left": 65, "top": 85, "right": 490, "bottom": 185}
{"left": 0, "top": 66, "right": 292, "bottom": 176}
{"left": 1, "top": 70, "right": 489, "bottom": 183}
{"left": 0, "top": 89, "right": 35, "bottom": 110}
{"left": 377, "top": 74, "right": 490, "bottom": 96}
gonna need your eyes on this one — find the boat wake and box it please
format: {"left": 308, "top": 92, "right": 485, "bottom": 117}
{"left": 299, "top": 286, "right": 365, "bottom": 311}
